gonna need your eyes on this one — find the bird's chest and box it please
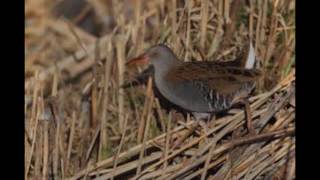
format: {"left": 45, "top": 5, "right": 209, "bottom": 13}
{"left": 155, "top": 74, "right": 231, "bottom": 113}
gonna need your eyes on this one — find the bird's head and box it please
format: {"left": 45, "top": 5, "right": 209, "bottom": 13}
{"left": 126, "top": 44, "right": 178, "bottom": 67}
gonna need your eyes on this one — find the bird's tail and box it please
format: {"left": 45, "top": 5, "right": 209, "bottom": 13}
{"left": 244, "top": 42, "right": 256, "bottom": 69}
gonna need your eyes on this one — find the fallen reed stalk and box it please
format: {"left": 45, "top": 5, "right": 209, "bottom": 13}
{"left": 25, "top": 1, "right": 295, "bottom": 179}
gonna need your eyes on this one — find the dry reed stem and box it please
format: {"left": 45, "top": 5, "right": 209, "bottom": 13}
{"left": 99, "top": 37, "right": 113, "bottom": 160}
{"left": 42, "top": 120, "right": 49, "bottom": 180}
{"left": 110, "top": 114, "right": 128, "bottom": 180}
{"left": 66, "top": 20, "right": 89, "bottom": 56}
{"left": 184, "top": 0, "right": 191, "bottom": 62}
{"left": 85, "top": 126, "right": 100, "bottom": 162}
{"left": 49, "top": 19, "right": 96, "bottom": 42}
{"left": 52, "top": 103, "right": 61, "bottom": 178}
{"left": 163, "top": 112, "right": 172, "bottom": 170}
{"left": 66, "top": 111, "right": 76, "bottom": 172}
{"left": 116, "top": 36, "right": 126, "bottom": 133}
{"left": 201, "top": 140, "right": 217, "bottom": 180}
{"left": 200, "top": 0, "right": 208, "bottom": 49}
{"left": 26, "top": 1, "right": 295, "bottom": 179}
{"left": 137, "top": 78, "right": 153, "bottom": 143}
{"left": 142, "top": 163, "right": 184, "bottom": 180}
{"left": 154, "top": 98, "right": 166, "bottom": 132}
{"left": 89, "top": 39, "right": 101, "bottom": 129}
{"left": 176, "top": 156, "right": 227, "bottom": 180}
{"left": 171, "top": 0, "right": 177, "bottom": 47}
{"left": 25, "top": 71, "right": 41, "bottom": 179}
{"left": 92, "top": 152, "right": 163, "bottom": 180}
{"left": 137, "top": 78, "right": 154, "bottom": 175}
{"left": 248, "top": 0, "right": 254, "bottom": 40}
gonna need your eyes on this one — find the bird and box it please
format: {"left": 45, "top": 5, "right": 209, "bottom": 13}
{"left": 125, "top": 43, "right": 261, "bottom": 134}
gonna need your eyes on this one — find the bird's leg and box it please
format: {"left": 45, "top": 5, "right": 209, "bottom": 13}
{"left": 243, "top": 99, "right": 256, "bottom": 135}
{"left": 199, "top": 120, "right": 210, "bottom": 135}
{"left": 235, "top": 99, "right": 256, "bottom": 135}
{"left": 193, "top": 112, "right": 212, "bottom": 135}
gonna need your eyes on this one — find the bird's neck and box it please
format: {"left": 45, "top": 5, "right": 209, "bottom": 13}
{"left": 153, "top": 57, "right": 182, "bottom": 79}
{"left": 153, "top": 58, "right": 182, "bottom": 103}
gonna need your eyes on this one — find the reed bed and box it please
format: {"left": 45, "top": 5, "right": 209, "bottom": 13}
{"left": 25, "top": 0, "right": 295, "bottom": 179}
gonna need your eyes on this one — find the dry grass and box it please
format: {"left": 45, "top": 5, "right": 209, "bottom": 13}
{"left": 25, "top": 0, "right": 295, "bottom": 179}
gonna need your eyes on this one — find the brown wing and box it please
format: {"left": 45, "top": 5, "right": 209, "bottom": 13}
{"left": 166, "top": 61, "right": 262, "bottom": 95}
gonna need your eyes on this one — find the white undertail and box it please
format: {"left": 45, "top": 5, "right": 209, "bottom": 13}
{"left": 245, "top": 42, "right": 255, "bottom": 69}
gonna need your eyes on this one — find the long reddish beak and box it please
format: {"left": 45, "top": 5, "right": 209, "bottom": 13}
{"left": 126, "top": 54, "right": 149, "bottom": 66}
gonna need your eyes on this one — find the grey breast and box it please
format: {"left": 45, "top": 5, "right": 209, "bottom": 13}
{"left": 156, "top": 77, "right": 230, "bottom": 113}
{"left": 170, "top": 80, "right": 214, "bottom": 112}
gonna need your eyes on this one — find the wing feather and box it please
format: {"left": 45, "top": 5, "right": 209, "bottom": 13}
{"left": 166, "top": 62, "right": 261, "bottom": 95}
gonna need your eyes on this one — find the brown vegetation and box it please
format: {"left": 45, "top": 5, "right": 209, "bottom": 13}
{"left": 25, "top": 0, "right": 295, "bottom": 179}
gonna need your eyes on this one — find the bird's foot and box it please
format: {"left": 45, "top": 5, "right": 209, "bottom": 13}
{"left": 198, "top": 120, "right": 210, "bottom": 135}
{"left": 171, "top": 122, "right": 198, "bottom": 149}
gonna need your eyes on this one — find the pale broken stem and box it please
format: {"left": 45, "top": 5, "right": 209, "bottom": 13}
{"left": 137, "top": 78, "right": 154, "bottom": 175}
{"left": 137, "top": 79, "right": 153, "bottom": 143}
{"left": 99, "top": 39, "right": 113, "bottom": 160}
{"left": 116, "top": 37, "right": 126, "bottom": 133}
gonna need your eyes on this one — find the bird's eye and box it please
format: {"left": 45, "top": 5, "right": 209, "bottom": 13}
{"left": 150, "top": 51, "right": 159, "bottom": 58}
